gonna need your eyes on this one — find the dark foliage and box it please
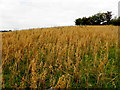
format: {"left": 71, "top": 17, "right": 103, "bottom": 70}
{"left": 75, "top": 11, "right": 120, "bottom": 25}
{"left": 0, "top": 30, "right": 12, "bottom": 32}
{"left": 109, "top": 17, "right": 120, "bottom": 26}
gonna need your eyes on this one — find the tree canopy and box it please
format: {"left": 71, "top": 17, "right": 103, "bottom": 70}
{"left": 75, "top": 11, "right": 120, "bottom": 26}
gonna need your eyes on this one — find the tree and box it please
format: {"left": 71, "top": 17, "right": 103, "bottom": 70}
{"left": 75, "top": 11, "right": 113, "bottom": 25}
{"left": 75, "top": 18, "right": 83, "bottom": 25}
{"left": 106, "top": 11, "right": 112, "bottom": 24}
{"left": 109, "top": 16, "right": 120, "bottom": 25}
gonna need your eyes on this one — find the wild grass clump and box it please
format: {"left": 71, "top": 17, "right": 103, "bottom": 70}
{"left": 2, "top": 25, "right": 119, "bottom": 88}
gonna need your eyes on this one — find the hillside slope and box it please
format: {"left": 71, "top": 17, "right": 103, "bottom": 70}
{"left": 2, "top": 25, "right": 119, "bottom": 88}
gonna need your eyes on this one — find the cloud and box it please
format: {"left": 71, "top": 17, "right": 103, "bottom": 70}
{"left": 0, "top": 0, "right": 119, "bottom": 30}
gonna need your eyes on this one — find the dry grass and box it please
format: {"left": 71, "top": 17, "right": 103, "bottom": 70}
{"left": 0, "top": 32, "right": 2, "bottom": 89}
{"left": 2, "top": 25, "right": 119, "bottom": 88}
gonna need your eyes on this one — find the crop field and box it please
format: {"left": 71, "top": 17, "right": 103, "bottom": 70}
{"left": 2, "top": 25, "right": 120, "bottom": 88}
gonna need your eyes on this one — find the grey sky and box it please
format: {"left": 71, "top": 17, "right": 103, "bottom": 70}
{"left": 0, "top": 0, "right": 119, "bottom": 30}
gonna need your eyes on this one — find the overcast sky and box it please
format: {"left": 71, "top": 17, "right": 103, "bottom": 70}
{"left": 0, "top": 0, "right": 119, "bottom": 30}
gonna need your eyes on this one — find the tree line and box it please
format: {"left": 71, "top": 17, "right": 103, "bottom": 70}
{"left": 75, "top": 11, "right": 120, "bottom": 26}
{"left": 0, "top": 30, "right": 12, "bottom": 32}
